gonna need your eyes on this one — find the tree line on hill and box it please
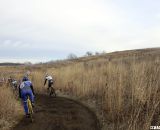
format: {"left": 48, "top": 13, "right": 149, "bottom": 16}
{"left": 67, "top": 51, "right": 106, "bottom": 60}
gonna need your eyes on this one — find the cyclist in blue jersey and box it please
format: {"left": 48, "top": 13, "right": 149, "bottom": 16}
{"left": 19, "top": 76, "right": 35, "bottom": 118}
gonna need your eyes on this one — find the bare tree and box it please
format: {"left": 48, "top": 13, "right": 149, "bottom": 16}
{"left": 95, "top": 52, "right": 100, "bottom": 55}
{"left": 67, "top": 53, "right": 77, "bottom": 59}
{"left": 86, "top": 51, "right": 93, "bottom": 56}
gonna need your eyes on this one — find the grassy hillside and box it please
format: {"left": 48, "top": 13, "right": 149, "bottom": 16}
{"left": 36, "top": 48, "right": 160, "bottom": 68}
{"left": 45, "top": 48, "right": 160, "bottom": 130}
{"left": 0, "top": 48, "right": 160, "bottom": 130}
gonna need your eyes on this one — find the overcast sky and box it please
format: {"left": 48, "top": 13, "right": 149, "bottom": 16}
{"left": 0, "top": 0, "right": 160, "bottom": 63}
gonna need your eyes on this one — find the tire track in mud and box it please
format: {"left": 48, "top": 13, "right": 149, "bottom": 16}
{"left": 12, "top": 94, "right": 100, "bottom": 130}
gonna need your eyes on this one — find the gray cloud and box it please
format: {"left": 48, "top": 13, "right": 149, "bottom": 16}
{"left": 0, "top": 0, "right": 160, "bottom": 62}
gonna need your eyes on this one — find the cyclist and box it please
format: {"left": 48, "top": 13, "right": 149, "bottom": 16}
{"left": 44, "top": 74, "right": 54, "bottom": 91}
{"left": 11, "top": 79, "right": 18, "bottom": 90}
{"left": 19, "top": 76, "right": 35, "bottom": 118}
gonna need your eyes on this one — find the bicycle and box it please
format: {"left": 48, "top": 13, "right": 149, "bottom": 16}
{"left": 27, "top": 95, "right": 34, "bottom": 122}
{"left": 48, "top": 86, "right": 56, "bottom": 97}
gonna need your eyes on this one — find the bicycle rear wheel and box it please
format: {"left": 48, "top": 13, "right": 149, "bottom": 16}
{"left": 49, "top": 87, "right": 56, "bottom": 97}
{"left": 27, "top": 96, "right": 34, "bottom": 122}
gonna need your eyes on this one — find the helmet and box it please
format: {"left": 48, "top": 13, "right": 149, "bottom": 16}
{"left": 22, "top": 76, "right": 29, "bottom": 81}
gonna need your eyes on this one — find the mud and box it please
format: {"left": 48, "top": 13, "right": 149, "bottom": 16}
{"left": 12, "top": 95, "right": 100, "bottom": 130}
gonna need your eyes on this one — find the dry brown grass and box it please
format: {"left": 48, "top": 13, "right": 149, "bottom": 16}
{"left": 31, "top": 71, "right": 45, "bottom": 94}
{"left": 0, "top": 86, "right": 23, "bottom": 130}
{"left": 0, "top": 66, "right": 25, "bottom": 130}
{"left": 0, "top": 48, "right": 159, "bottom": 130}
{"left": 51, "top": 55, "right": 160, "bottom": 130}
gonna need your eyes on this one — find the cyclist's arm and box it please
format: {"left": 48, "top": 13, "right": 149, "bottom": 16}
{"left": 30, "top": 84, "right": 35, "bottom": 95}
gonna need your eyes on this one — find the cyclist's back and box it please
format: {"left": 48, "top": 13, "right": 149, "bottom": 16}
{"left": 11, "top": 79, "right": 18, "bottom": 89}
{"left": 44, "top": 74, "right": 54, "bottom": 89}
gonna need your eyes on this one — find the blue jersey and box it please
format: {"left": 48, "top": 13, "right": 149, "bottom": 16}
{"left": 19, "top": 81, "right": 35, "bottom": 98}
{"left": 20, "top": 81, "right": 32, "bottom": 90}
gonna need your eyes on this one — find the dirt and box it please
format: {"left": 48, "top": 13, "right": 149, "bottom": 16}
{"left": 12, "top": 94, "right": 100, "bottom": 130}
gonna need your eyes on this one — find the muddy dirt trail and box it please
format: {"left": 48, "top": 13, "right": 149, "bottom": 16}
{"left": 12, "top": 95, "right": 100, "bottom": 130}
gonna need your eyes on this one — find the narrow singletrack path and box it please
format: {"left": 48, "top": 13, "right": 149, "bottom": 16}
{"left": 12, "top": 95, "right": 100, "bottom": 130}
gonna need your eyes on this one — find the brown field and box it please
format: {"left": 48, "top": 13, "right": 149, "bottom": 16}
{"left": 0, "top": 48, "right": 160, "bottom": 130}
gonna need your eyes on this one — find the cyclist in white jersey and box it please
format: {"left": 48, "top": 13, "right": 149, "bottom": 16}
{"left": 44, "top": 74, "right": 54, "bottom": 90}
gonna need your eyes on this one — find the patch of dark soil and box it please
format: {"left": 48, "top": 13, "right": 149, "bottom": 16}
{"left": 12, "top": 94, "right": 100, "bottom": 130}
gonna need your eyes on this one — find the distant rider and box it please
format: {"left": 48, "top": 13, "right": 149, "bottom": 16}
{"left": 19, "top": 76, "right": 35, "bottom": 117}
{"left": 7, "top": 76, "right": 18, "bottom": 89}
{"left": 44, "top": 74, "right": 54, "bottom": 90}
{"left": 11, "top": 79, "right": 18, "bottom": 90}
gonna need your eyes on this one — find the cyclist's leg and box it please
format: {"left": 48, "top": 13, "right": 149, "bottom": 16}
{"left": 49, "top": 82, "right": 54, "bottom": 95}
{"left": 48, "top": 82, "right": 51, "bottom": 90}
{"left": 21, "top": 90, "right": 28, "bottom": 115}
{"left": 51, "top": 83, "right": 54, "bottom": 92}
{"left": 52, "top": 83, "right": 56, "bottom": 97}
{"left": 51, "top": 82, "right": 55, "bottom": 92}
{"left": 27, "top": 90, "right": 34, "bottom": 105}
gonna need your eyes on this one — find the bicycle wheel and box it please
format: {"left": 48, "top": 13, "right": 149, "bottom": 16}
{"left": 49, "top": 87, "right": 53, "bottom": 96}
{"left": 27, "top": 96, "right": 33, "bottom": 122}
{"left": 50, "top": 87, "right": 56, "bottom": 97}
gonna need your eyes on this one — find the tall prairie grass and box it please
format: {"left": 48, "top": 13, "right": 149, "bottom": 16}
{"left": 0, "top": 86, "right": 23, "bottom": 130}
{"left": 0, "top": 50, "right": 159, "bottom": 130}
{"left": 31, "top": 71, "right": 45, "bottom": 94}
{"left": 0, "top": 67, "right": 24, "bottom": 130}
{"left": 52, "top": 58, "right": 160, "bottom": 130}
